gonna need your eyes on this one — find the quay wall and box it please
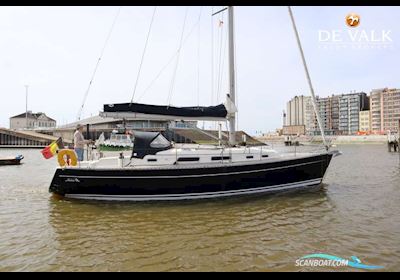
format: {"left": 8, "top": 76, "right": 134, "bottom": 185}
{"left": 256, "top": 135, "right": 388, "bottom": 145}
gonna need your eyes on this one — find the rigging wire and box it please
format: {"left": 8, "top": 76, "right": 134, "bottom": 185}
{"left": 233, "top": 19, "right": 239, "bottom": 132}
{"left": 288, "top": 6, "right": 328, "bottom": 150}
{"left": 196, "top": 7, "right": 203, "bottom": 107}
{"left": 210, "top": 6, "right": 214, "bottom": 106}
{"left": 216, "top": 8, "right": 227, "bottom": 131}
{"left": 77, "top": 6, "right": 122, "bottom": 121}
{"left": 136, "top": 11, "right": 203, "bottom": 103}
{"left": 217, "top": 17, "right": 228, "bottom": 104}
{"left": 215, "top": 11, "right": 224, "bottom": 104}
{"left": 166, "top": 7, "right": 190, "bottom": 105}
{"left": 129, "top": 6, "right": 157, "bottom": 105}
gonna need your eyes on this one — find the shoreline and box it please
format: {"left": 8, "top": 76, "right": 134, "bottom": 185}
{"left": 256, "top": 135, "right": 388, "bottom": 145}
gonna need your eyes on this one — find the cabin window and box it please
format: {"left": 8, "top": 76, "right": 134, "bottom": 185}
{"left": 150, "top": 134, "right": 170, "bottom": 148}
{"left": 177, "top": 157, "right": 200, "bottom": 162}
{"left": 246, "top": 155, "right": 254, "bottom": 159}
{"left": 147, "top": 158, "right": 157, "bottom": 162}
{"left": 262, "top": 155, "right": 269, "bottom": 158}
{"left": 212, "top": 156, "right": 230, "bottom": 161}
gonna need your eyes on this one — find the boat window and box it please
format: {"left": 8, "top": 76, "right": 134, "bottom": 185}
{"left": 262, "top": 154, "right": 269, "bottom": 158}
{"left": 150, "top": 134, "right": 170, "bottom": 148}
{"left": 211, "top": 156, "right": 230, "bottom": 161}
{"left": 147, "top": 158, "right": 157, "bottom": 162}
{"left": 246, "top": 155, "right": 254, "bottom": 159}
{"left": 177, "top": 157, "right": 200, "bottom": 162}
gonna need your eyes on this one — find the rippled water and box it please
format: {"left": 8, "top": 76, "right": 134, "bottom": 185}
{"left": 1, "top": 145, "right": 399, "bottom": 271}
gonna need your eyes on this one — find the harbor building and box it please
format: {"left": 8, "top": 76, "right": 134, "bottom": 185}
{"left": 51, "top": 115, "right": 263, "bottom": 146}
{"left": 370, "top": 88, "right": 400, "bottom": 133}
{"left": 9, "top": 111, "right": 56, "bottom": 130}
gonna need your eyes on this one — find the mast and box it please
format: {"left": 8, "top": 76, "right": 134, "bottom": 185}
{"left": 228, "top": 6, "right": 236, "bottom": 146}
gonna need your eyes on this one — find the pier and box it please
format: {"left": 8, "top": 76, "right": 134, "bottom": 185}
{"left": 0, "top": 128, "right": 67, "bottom": 148}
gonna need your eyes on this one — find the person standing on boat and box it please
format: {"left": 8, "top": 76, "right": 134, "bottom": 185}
{"left": 74, "top": 124, "right": 93, "bottom": 161}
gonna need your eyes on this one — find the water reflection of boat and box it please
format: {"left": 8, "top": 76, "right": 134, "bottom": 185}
{"left": 0, "top": 155, "right": 24, "bottom": 166}
{"left": 49, "top": 7, "right": 339, "bottom": 201}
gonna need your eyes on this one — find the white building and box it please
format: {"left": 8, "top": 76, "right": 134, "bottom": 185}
{"left": 9, "top": 111, "right": 56, "bottom": 130}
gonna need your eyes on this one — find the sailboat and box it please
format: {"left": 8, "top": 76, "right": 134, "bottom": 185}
{"left": 49, "top": 6, "right": 339, "bottom": 201}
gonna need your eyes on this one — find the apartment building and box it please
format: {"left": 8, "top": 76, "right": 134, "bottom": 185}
{"left": 302, "top": 92, "right": 368, "bottom": 135}
{"left": 370, "top": 88, "right": 400, "bottom": 133}
{"left": 285, "top": 95, "right": 312, "bottom": 126}
{"left": 284, "top": 95, "right": 312, "bottom": 135}
{"left": 338, "top": 92, "right": 369, "bottom": 135}
{"left": 359, "top": 110, "right": 371, "bottom": 132}
{"left": 308, "top": 96, "right": 339, "bottom": 136}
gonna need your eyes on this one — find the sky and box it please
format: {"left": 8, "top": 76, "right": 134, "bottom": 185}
{"left": 0, "top": 6, "right": 399, "bottom": 135}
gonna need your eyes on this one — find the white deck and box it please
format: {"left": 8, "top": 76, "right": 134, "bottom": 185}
{"left": 67, "top": 145, "right": 326, "bottom": 171}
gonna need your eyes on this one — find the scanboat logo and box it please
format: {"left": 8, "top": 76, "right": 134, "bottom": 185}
{"left": 295, "top": 254, "right": 384, "bottom": 270}
{"left": 346, "top": 13, "right": 360, "bottom": 27}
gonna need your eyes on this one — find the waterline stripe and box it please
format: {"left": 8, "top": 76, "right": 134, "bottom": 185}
{"left": 64, "top": 178, "right": 322, "bottom": 201}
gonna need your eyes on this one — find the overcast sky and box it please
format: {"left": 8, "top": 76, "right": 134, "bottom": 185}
{"left": 0, "top": 6, "right": 398, "bottom": 134}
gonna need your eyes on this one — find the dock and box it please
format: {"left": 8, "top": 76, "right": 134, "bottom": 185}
{"left": 0, "top": 128, "right": 69, "bottom": 148}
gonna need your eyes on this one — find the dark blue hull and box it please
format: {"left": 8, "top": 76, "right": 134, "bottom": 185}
{"left": 49, "top": 152, "right": 334, "bottom": 201}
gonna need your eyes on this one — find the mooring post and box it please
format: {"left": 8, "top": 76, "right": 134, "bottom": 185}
{"left": 398, "top": 120, "right": 400, "bottom": 153}
{"left": 388, "top": 130, "right": 392, "bottom": 152}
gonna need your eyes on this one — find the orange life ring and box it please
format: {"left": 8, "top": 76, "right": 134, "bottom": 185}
{"left": 57, "top": 149, "right": 78, "bottom": 167}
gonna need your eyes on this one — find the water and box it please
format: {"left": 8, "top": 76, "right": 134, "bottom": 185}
{"left": 0, "top": 145, "right": 399, "bottom": 271}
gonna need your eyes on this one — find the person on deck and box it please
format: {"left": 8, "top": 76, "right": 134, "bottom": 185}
{"left": 74, "top": 124, "right": 93, "bottom": 161}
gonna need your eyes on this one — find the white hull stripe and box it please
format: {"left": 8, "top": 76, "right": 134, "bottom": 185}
{"left": 59, "top": 160, "right": 324, "bottom": 179}
{"left": 64, "top": 178, "right": 323, "bottom": 201}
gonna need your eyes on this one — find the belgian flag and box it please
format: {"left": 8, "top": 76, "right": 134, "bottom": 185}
{"left": 41, "top": 138, "right": 64, "bottom": 159}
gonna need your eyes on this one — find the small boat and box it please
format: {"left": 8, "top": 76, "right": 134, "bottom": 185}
{"left": 0, "top": 155, "right": 24, "bottom": 166}
{"left": 100, "top": 130, "right": 133, "bottom": 151}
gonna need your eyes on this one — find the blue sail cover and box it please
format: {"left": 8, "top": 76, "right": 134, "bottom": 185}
{"left": 103, "top": 102, "right": 228, "bottom": 119}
